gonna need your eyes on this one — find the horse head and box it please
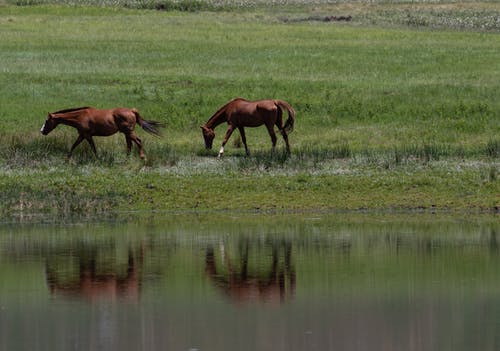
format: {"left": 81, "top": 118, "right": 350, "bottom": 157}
{"left": 201, "top": 125, "right": 215, "bottom": 149}
{"left": 40, "top": 113, "right": 57, "bottom": 135}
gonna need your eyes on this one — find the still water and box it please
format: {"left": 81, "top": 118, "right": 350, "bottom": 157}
{"left": 0, "top": 214, "right": 499, "bottom": 351}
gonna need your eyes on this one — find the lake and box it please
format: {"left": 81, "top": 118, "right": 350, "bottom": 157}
{"left": 0, "top": 214, "right": 499, "bottom": 351}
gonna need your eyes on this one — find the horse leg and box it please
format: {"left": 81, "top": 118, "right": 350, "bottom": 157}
{"left": 280, "top": 129, "right": 291, "bottom": 154}
{"left": 125, "top": 134, "right": 133, "bottom": 156}
{"left": 238, "top": 127, "right": 250, "bottom": 156}
{"left": 219, "top": 125, "right": 235, "bottom": 158}
{"left": 86, "top": 136, "right": 98, "bottom": 156}
{"left": 275, "top": 111, "right": 291, "bottom": 154}
{"left": 129, "top": 132, "right": 145, "bottom": 159}
{"left": 68, "top": 134, "right": 84, "bottom": 158}
{"left": 265, "top": 124, "right": 278, "bottom": 153}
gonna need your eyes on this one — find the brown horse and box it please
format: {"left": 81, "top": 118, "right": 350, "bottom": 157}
{"left": 40, "top": 106, "right": 164, "bottom": 159}
{"left": 200, "top": 98, "right": 295, "bottom": 157}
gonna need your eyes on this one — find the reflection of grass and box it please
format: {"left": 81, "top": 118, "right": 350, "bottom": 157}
{"left": 1, "top": 215, "right": 500, "bottom": 297}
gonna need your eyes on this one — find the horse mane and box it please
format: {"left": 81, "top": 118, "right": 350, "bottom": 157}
{"left": 206, "top": 98, "right": 248, "bottom": 126}
{"left": 51, "top": 106, "right": 92, "bottom": 115}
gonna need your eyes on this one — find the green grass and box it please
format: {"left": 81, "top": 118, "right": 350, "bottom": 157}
{"left": 0, "top": 159, "right": 497, "bottom": 216}
{"left": 0, "top": 2, "right": 498, "bottom": 217}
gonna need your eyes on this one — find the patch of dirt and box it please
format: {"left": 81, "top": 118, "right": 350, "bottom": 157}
{"left": 282, "top": 15, "right": 352, "bottom": 23}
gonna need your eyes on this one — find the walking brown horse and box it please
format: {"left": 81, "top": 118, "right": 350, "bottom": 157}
{"left": 200, "top": 98, "right": 295, "bottom": 157}
{"left": 40, "top": 106, "right": 164, "bottom": 159}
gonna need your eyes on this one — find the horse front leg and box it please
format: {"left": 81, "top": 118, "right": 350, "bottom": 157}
{"left": 219, "top": 125, "right": 235, "bottom": 158}
{"left": 68, "top": 134, "right": 84, "bottom": 158}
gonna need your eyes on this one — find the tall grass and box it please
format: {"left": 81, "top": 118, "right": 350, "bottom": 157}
{"left": 0, "top": 3, "right": 498, "bottom": 215}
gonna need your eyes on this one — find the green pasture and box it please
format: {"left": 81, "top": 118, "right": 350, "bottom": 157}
{"left": 0, "top": 1, "right": 498, "bottom": 216}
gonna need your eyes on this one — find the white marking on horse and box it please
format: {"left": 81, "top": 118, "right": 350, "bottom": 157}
{"left": 40, "top": 123, "right": 46, "bottom": 133}
{"left": 218, "top": 146, "right": 225, "bottom": 158}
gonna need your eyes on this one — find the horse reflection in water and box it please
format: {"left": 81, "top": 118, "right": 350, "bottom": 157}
{"left": 205, "top": 239, "right": 296, "bottom": 304}
{"left": 45, "top": 247, "right": 143, "bottom": 302}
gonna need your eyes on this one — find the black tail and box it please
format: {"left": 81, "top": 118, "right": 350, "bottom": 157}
{"left": 132, "top": 109, "right": 164, "bottom": 136}
{"left": 274, "top": 100, "right": 295, "bottom": 133}
{"left": 141, "top": 120, "right": 164, "bottom": 136}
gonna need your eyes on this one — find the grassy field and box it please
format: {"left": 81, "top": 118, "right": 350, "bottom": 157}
{"left": 0, "top": 1, "right": 498, "bottom": 218}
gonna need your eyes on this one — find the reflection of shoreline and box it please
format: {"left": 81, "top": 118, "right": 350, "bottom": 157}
{"left": 45, "top": 247, "right": 143, "bottom": 302}
{"left": 205, "top": 239, "right": 296, "bottom": 305}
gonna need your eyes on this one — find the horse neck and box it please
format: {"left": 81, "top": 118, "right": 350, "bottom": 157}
{"left": 53, "top": 110, "right": 87, "bottom": 128}
{"left": 205, "top": 111, "right": 227, "bottom": 130}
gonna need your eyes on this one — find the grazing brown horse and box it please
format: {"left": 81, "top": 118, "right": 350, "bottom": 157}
{"left": 201, "top": 98, "right": 295, "bottom": 157}
{"left": 40, "top": 106, "right": 164, "bottom": 159}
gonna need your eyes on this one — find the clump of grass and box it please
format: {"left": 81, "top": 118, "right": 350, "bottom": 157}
{"left": 133, "top": 0, "right": 219, "bottom": 12}
{"left": 386, "top": 143, "right": 483, "bottom": 169}
{"left": 235, "top": 150, "right": 291, "bottom": 171}
{"left": 11, "top": 0, "right": 227, "bottom": 10}
{"left": 142, "top": 141, "right": 180, "bottom": 167}
{"left": 0, "top": 173, "right": 121, "bottom": 217}
{"left": 395, "top": 143, "right": 450, "bottom": 163}
{"left": 298, "top": 143, "right": 354, "bottom": 162}
{"left": 363, "top": 7, "right": 500, "bottom": 32}
{"left": 0, "top": 134, "right": 69, "bottom": 168}
{"left": 488, "top": 166, "right": 497, "bottom": 183}
{"left": 353, "top": 143, "right": 465, "bottom": 169}
{"left": 486, "top": 139, "right": 499, "bottom": 158}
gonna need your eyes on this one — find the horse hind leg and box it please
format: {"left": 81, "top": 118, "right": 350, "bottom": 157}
{"left": 280, "top": 129, "right": 291, "bottom": 154}
{"left": 275, "top": 109, "right": 291, "bottom": 154}
{"left": 125, "top": 134, "right": 133, "bottom": 156}
{"left": 238, "top": 127, "right": 250, "bottom": 156}
{"left": 266, "top": 124, "right": 278, "bottom": 153}
{"left": 129, "top": 132, "right": 145, "bottom": 159}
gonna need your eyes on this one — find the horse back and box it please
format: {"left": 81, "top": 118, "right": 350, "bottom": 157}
{"left": 75, "top": 108, "right": 128, "bottom": 136}
{"left": 227, "top": 99, "right": 278, "bottom": 127}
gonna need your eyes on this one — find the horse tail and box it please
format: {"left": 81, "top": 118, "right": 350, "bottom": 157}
{"left": 274, "top": 100, "right": 295, "bottom": 133}
{"left": 132, "top": 109, "right": 164, "bottom": 137}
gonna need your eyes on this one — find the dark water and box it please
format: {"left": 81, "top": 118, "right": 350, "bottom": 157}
{"left": 0, "top": 214, "right": 499, "bottom": 351}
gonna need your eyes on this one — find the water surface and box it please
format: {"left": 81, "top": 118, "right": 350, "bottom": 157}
{"left": 0, "top": 214, "right": 499, "bottom": 351}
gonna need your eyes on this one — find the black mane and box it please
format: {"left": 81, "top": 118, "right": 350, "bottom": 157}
{"left": 51, "top": 106, "right": 92, "bottom": 114}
